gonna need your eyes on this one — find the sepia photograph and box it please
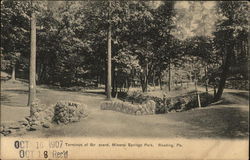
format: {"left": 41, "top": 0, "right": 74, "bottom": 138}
{"left": 1, "top": 0, "right": 249, "bottom": 159}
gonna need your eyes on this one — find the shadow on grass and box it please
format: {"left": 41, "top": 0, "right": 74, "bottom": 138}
{"left": 1, "top": 89, "right": 29, "bottom": 107}
{"left": 169, "top": 106, "right": 249, "bottom": 139}
{"left": 3, "top": 89, "right": 29, "bottom": 94}
{"left": 227, "top": 92, "right": 249, "bottom": 101}
{"left": 82, "top": 91, "right": 105, "bottom": 95}
{"left": 0, "top": 94, "right": 10, "bottom": 103}
{"left": 28, "top": 104, "right": 249, "bottom": 139}
{"left": 3, "top": 89, "right": 41, "bottom": 95}
{"left": 39, "top": 85, "right": 105, "bottom": 94}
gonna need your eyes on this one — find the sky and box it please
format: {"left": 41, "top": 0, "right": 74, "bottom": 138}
{"left": 172, "top": 1, "right": 219, "bottom": 40}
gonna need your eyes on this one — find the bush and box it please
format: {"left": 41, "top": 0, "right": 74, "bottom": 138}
{"left": 53, "top": 101, "right": 88, "bottom": 124}
{"left": 118, "top": 91, "right": 214, "bottom": 114}
{"left": 165, "top": 92, "right": 214, "bottom": 112}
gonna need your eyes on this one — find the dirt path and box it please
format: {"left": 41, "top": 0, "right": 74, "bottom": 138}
{"left": 1, "top": 81, "right": 249, "bottom": 138}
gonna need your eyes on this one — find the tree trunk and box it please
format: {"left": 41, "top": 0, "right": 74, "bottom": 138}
{"left": 152, "top": 70, "right": 155, "bottom": 88}
{"left": 204, "top": 65, "right": 208, "bottom": 92}
{"left": 140, "top": 76, "right": 145, "bottom": 92}
{"left": 96, "top": 75, "right": 99, "bottom": 87}
{"left": 159, "top": 75, "right": 162, "bottom": 90}
{"left": 141, "top": 61, "right": 148, "bottom": 92}
{"left": 106, "top": 2, "right": 112, "bottom": 100}
{"left": 168, "top": 62, "right": 171, "bottom": 91}
{"left": 145, "top": 61, "right": 148, "bottom": 92}
{"left": 214, "top": 72, "right": 228, "bottom": 101}
{"left": 11, "top": 64, "right": 15, "bottom": 80}
{"left": 214, "top": 85, "right": 217, "bottom": 98}
{"left": 112, "top": 67, "right": 115, "bottom": 96}
{"left": 28, "top": 11, "right": 37, "bottom": 108}
{"left": 37, "top": 63, "right": 43, "bottom": 84}
{"left": 126, "top": 77, "right": 130, "bottom": 92}
{"left": 214, "top": 40, "right": 233, "bottom": 101}
{"left": 41, "top": 65, "right": 47, "bottom": 84}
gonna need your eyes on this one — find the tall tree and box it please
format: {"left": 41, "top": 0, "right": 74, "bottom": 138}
{"left": 214, "top": 1, "right": 248, "bottom": 101}
{"left": 107, "top": 1, "right": 112, "bottom": 100}
{"left": 28, "top": 2, "right": 36, "bottom": 106}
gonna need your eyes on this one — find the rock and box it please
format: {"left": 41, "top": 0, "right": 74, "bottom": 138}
{"left": 29, "top": 125, "right": 40, "bottom": 131}
{"left": 25, "top": 116, "right": 32, "bottom": 122}
{"left": 9, "top": 129, "right": 18, "bottom": 134}
{"left": 0, "top": 126, "right": 4, "bottom": 132}
{"left": 138, "top": 105, "right": 143, "bottom": 110}
{"left": 59, "top": 112, "right": 64, "bottom": 117}
{"left": 2, "top": 131, "right": 11, "bottom": 136}
{"left": 42, "top": 123, "right": 51, "bottom": 128}
{"left": 31, "top": 116, "right": 37, "bottom": 121}
{"left": 34, "top": 112, "right": 40, "bottom": 118}
{"left": 144, "top": 105, "right": 150, "bottom": 114}
{"left": 136, "top": 110, "right": 142, "bottom": 115}
{"left": 30, "top": 121, "right": 40, "bottom": 126}
{"left": 37, "top": 106, "right": 43, "bottom": 112}
{"left": 9, "top": 125, "right": 20, "bottom": 130}
{"left": 20, "top": 124, "right": 27, "bottom": 128}
{"left": 146, "top": 100, "right": 156, "bottom": 113}
{"left": 29, "top": 127, "right": 36, "bottom": 131}
{"left": 18, "top": 120, "right": 29, "bottom": 126}
{"left": 71, "top": 117, "right": 80, "bottom": 122}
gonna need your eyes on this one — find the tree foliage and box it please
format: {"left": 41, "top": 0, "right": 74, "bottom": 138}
{"left": 1, "top": 0, "right": 248, "bottom": 96}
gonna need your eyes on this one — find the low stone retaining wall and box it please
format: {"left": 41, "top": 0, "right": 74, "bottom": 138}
{"left": 0, "top": 99, "right": 88, "bottom": 136}
{"left": 29, "top": 99, "right": 54, "bottom": 129}
{"left": 100, "top": 100, "right": 156, "bottom": 115}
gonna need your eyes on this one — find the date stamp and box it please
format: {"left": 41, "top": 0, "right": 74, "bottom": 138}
{"left": 13, "top": 140, "right": 68, "bottom": 159}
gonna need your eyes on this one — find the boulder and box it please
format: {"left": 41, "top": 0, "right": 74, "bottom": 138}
{"left": 135, "top": 110, "right": 142, "bottom": 115}
{"left": 42, "top": 123, "right": 51, "bottom": 128}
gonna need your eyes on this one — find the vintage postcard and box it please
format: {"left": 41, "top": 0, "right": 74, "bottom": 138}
{"left": 1, "top": 0, "right": 249, "bottom": 159}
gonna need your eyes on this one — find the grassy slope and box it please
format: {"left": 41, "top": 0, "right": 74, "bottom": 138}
{"left": 1, "top": 80, "right": 249, "bottom": 138}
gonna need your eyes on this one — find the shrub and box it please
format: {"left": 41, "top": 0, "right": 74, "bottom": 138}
{"left": 168, "top": 92, "right": 214, "bottom": 112}
{"left": 118, "top": 91, "right": 214, "bottom": 114}
{"left": 53, "top": 101, "right": 88, "bottom": 124}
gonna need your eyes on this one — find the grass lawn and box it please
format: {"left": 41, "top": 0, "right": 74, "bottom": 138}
{"left": 1, "top": 79, "right": 249, "bottom": 138}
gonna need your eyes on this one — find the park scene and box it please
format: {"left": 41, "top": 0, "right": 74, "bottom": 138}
{"left": 0, "top": 1, "right": 249, "bottom": 138}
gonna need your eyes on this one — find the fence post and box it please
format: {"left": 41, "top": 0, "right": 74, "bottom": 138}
{"left": 194, "top": 79, "right": 201, "bottom": 108}
{"left": 197, "top": 93, "right": 201, "bottom": 108}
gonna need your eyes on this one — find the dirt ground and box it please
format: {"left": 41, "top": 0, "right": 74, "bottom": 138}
{"left": 1, "top": 80, "right": 249, "bottom": 138}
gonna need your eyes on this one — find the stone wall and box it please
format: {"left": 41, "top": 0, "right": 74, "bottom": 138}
{"left": 100, "top": 100, "right": 156, "bottom": 115}
{"left": 0, "top": 100, "right": 88, "bottom": 136}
